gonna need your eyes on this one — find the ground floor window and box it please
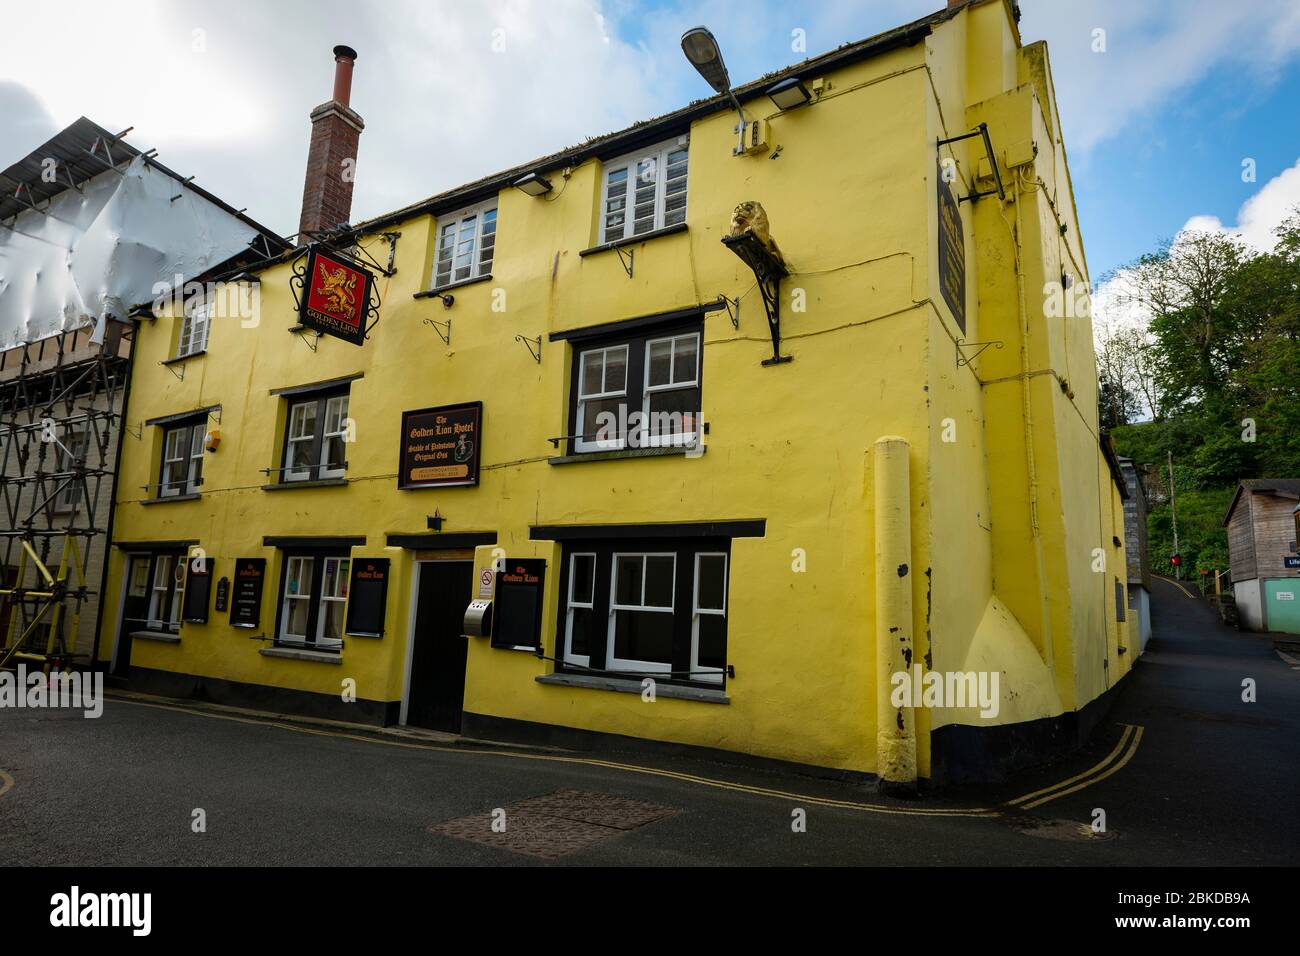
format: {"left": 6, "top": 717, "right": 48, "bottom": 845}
{"left": 119, "top": 551, "right": 185, "bottom": 633}
{"left": 275, "top": 550, "right": 349, "bottom": 650}
{"left": 557, "top": 538, "right": 729, "bottom": 685}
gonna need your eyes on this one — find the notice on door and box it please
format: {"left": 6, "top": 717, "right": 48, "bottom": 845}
{"left": 399, "top": 402, "right": 482, "bottom": 489}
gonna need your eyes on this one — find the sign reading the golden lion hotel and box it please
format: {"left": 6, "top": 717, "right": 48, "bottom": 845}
{"left": 298, "top": 248, "right": 374, "bottom": 346}
{"left": 399, "top": 402, "right": 483, "bottom": 488}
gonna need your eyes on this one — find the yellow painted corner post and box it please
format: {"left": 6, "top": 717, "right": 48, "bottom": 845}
{"left": 874, "top": 435, "right": 917, "bottom": 793}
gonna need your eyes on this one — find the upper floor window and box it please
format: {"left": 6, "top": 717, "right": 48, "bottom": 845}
{"left": 571, "top": 322, "right": 701, "bottom": 453}
{"left": 176, "top": 299, "right": 211, "bottom": 359}
{"left": 159, "top": 419, "right": 205, "bottom": 497}
{"left": 53, "top": 427, "right": 88, "bottom": 511}
{"left": 433, "top": 201, "right": 497, "bottom": 289}
{"left": 282, "top": 389, "right": 349, "bottom": 482}
{"left": 600, "top": 136, "right": 689, "bottom": 244}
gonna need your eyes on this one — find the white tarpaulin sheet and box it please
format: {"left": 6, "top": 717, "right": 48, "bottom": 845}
{"left": 0, "top": 156, "right": 258, "bottom": 348}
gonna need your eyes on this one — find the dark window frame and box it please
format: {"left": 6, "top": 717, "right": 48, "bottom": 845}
{"left": 278, "top": 385, "right": 350, "bottom": 484}
{"left": 272, "top": 546, "right": 350, "bottom": 651}
{"left": 130, "top": 549, "right": 186, "bottom": 633}
{"left": 564, "top": 318, "right": 703, "bottom": 456}
{"left": 157, "top": 418, "right": 206, "bottom": 498}
{"left": 553, "top": 536, "right": 730, "bottom": 688}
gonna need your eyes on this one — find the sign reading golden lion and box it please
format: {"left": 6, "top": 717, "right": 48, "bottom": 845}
{"left": 298, "top": 248, "right": 375, "bottom": 346}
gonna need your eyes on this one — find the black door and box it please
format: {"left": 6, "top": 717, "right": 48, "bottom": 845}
{"left": 114, "top": 555, "right": 152, "bottom": 677}
{"left": 407, "top": 561, "right": 473, "bottom": 733}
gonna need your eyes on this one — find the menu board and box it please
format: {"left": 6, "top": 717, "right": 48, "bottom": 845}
{"left": 230, "top": 558, "right": 266, "bottom": 629}
{"left": 344, "top": 558, "right": 390, "bottom": 638}
{"left": 182, "top": 557, "right": 213, "bottom": 624}
{"left": 398, "top": 402, "right": 482, "bottom": 488}
{"left": 491, "top": 559, "right": 545, "bottom": 651}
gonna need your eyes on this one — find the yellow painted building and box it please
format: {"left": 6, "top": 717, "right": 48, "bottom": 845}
{"left": 96, "top": 0, "right": 1134, "bottom": 785}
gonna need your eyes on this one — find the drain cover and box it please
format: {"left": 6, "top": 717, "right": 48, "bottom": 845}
{"left": 1011, "top": 817, "right": 1116, "bottom": 842}
{"left": 429, "top": 789, "right": 679, "bottom": 859}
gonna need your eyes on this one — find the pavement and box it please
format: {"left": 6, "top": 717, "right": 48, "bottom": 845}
{"left": 0, "top": 575, "right": 1296, "bottom": 866}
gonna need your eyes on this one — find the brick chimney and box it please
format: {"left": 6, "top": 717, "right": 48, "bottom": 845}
{"left": 297, "top": 45, "right": 363, "bottom": 244}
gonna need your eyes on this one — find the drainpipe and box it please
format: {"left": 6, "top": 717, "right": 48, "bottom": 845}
{"left": 874, "top": 435, "right": 917, "bottom": 793}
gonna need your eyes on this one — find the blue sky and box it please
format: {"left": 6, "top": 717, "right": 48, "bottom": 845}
{"left": 3, "top": 0, "right": 1299, "bottom": 280}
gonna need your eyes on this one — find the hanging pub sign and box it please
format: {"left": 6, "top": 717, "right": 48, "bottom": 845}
{"left": 182, "top": 556, "right": 213, "bottom": 624}
{"left": 296, "top": 247, "right": 375, "bottom": 346}
{"left": 398, "top": 402, "right": 483, "bottom": 489}
{"left": 937, "top": 163, "right": 967, "bottom": 333}
{"left": 491, "top": 559, "right": 545, "bottom": 651}
{"left": 230, "top": 558, "right": 266, "bottom": 629}
{"left": 344, "top": 558, "right": 390, "bottom": 638}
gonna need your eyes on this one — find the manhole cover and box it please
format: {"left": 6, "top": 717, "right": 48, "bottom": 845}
{"left": 429, "top": 789, "right": 679, "bottom": 859}
{"left": 1011, "top": 818, "right": 1116, "bottom": 842}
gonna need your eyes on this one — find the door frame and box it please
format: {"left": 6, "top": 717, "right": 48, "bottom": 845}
{"left": 399, "top": 553, "right": 475, "bottom": 727}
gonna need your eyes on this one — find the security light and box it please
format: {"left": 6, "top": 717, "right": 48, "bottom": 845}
{"left": 767, "top": 77, "right": 812, "bottom": 111}
{"left": 680, "top": 27, "right": 731, "bottom": 95}
{"left": 513, "top": 172, "right": 552, "bottom": 197}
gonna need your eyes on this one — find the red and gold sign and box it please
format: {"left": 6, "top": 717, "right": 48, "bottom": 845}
{"left": 298, "top": 248, "right": 374, "bottom": 346}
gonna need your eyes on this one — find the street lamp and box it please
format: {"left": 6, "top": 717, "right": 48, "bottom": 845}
{"left": 680, "top": 25, "right": 750, "bottom": 156}
{"left": 680, "top": 26, "right": 731, "bottom": 94}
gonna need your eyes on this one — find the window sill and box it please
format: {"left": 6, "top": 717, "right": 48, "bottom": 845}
{"left": 579, "top": 223, "right": 688, "bottom": 257}
{"left": 129, "top": 630, "right": 181, "bottom": 644}
{"left": 141, "top": 493, "right": 202, "bottom": 505}
{"left": 259, "top": 646, "right": 342, "bottom": 664}
{"left": 261, "top": 478, "right": 349, "bottom": 491}
{"left": 536, "top": 672, "right": 728, "bottom": 703}
{"left": 549, "top": 444, "right": 704, "bottom": 465}
{"left": 162, "top": 350, "right": 206, "bottom": 366}
{"left": 414, "top": 273, "right": 493, "bottom": 298}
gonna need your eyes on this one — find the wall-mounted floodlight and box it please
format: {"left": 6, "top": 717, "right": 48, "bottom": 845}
{"left": 767, "top": 77, "right": 811, "bottom": 111}
{"left": 513, "top": 172, "right": 552, "bottom": 197}
{"left": 680, "top": 26, "right": 752, "bottom": 156}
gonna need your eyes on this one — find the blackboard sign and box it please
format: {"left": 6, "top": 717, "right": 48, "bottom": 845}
{"left": 492, "top": 559, "right": 545, "bottom": 651}
{"left": 937, "top": 163, "right": 966, "bottom": 333}
{"left": 230, "top": 558, "right": 266, "bottom": 629}
{"left": 345, "top": 558, "right": 390, "bottom": 637}
{"left": 398, "top": 402, "right": 482, "bottom": 488}
{"left": 215, "top": 577, "right": 230, "bottom": 613}
{"left": 182, "top": 557, "right": 213, "bottom": 624}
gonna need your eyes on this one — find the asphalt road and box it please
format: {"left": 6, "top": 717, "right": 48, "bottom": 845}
{"left": 0, "top": 576, "right": 1295, "bottom": 866}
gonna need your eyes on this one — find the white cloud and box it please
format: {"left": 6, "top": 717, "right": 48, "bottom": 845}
{"left": 1179, "top": 158, "right": 1300, "bottom": 251}
{"left": 1020, "top": 0, "right": 1300, "bottom": 155}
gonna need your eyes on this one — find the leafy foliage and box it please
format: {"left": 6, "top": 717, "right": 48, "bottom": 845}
{"left": 1102, "top": 210, "right": 1300, "bottom": 578}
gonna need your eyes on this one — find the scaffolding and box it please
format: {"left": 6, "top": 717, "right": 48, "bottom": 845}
{"left": 0, "top": 324, "right": 131, "bottom": 673}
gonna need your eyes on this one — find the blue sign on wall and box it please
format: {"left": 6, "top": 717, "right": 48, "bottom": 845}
{"left": 1284, "top": 555, "right": 1300, "bottom": 569}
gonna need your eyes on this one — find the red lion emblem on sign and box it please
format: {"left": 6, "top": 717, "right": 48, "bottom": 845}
{"left": 315, "top": 261, "right": 357, "bottom": 316}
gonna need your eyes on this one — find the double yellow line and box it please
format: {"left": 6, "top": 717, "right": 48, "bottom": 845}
{"left": 3, "top": 696, "right": 1142, "bottom": 822}
{"left": 1004, "top": 723, "right": 1144, "bottom": 810}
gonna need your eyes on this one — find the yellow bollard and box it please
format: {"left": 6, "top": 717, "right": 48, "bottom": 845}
{"left": 874, "top": 436, "right": 917, "bottom": 794}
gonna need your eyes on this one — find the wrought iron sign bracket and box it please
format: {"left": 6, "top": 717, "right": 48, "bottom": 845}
{"left": 721, "top": 232, "right": 792, "bottom": 366}
{"left": 160, "top": 360, "right": 185, "bottom": 382}
{"left": 936, "top": 122, "right": 1006, "bottom": 204}
{"left": 616, "top": 246, "right": 634, "bottom": 278}
{"left": 424, "top": 317, "right": 452, "bottom": 345}
{"left": 955, "top": 338, "right": 1004, "bottom": 367}
{"left": 515, "top": 334, "right": 542, "bottom": 364}
{"left": 348, "top": 231, "right": 401, "bottom": 277}
{"left": 124, "top": 421, "right": 142, "bottom": 442}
